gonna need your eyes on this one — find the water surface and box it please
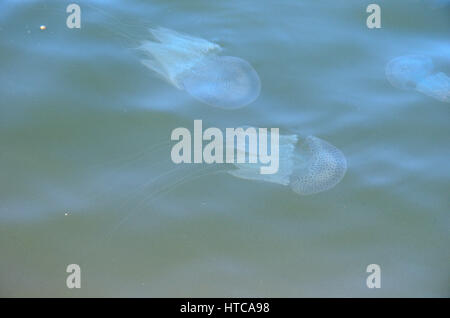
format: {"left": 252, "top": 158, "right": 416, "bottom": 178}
{"left": 0, "top": 0, "right": 449, "bottom": 297}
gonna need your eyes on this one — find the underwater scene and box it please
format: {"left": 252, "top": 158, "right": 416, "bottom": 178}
{"left": 0, "top": 0, "right": 449, "bottom": 297}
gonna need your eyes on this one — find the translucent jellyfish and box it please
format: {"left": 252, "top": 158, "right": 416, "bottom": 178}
{"left": 138, "top": 27, "right": 261, "bottom": 109}
{"left": 385, "top": 55, "right": 434, "bottom": 90}
{"left": 73, "top": 131, "right": 347, "bottom": 258}
{"left": 229, "top": 134, "right": 347, "bottom": 195}
{"left": 76, "top": 4, "right": 261, "bottom": 109}
{"left": 416, "top": 72, "right": 450, "bottom": 103}
{"left": 386, "top": 55, "right": 450, "bottom": 103}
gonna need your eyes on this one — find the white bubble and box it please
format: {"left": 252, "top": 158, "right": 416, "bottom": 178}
{"left": 385, "top": 55, "right": 434, "bottom": 90}
{"left": 416, "top": 72, "right": 450, "bottom": 103}
{"left": 139, "top": 27, "right": 261, "bottom": 109}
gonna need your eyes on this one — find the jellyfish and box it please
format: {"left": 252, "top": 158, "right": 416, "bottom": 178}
{"left": 386, "top": 55, "right": 450, "bottom": 103}
{"left": 416, "top": 72, "right": 450, "bottom": 103}
{"left": 86, "top": 130, "right": 347, "bottom": 228}
{"left": 228, "top": 133, "right": 347, "bottom": 195}
{"left": 65, "top": 3, "right": 261, "bottom": 109}
{"left": 138, "top": 27, "right": 261, "bottom": 109}
{"left": 385, "top": 55, "right": 434, "bottom": 90}
{"left": 72, "top": 129, "right": 347, "bottom": 261}
{"left": 77, "top": 130, "right": 347, "bottom": 256}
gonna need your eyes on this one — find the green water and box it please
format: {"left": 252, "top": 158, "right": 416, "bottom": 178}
{"left": 0, "top": 0, "right": 449, "bottom": 297}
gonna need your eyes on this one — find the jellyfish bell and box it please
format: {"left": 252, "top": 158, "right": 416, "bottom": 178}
{"left": 138, "top": 27, "right": 261, "bottom": 109}
{"left": 228, "top": 133, "right": 347, "bottom": 195}
{"left": 179, "top": 55, "right": 261, "bottom": 109}
{"left": 385, "top": 55, "right": 434, "bottom": 90}
{"left": 288, "top": 136, "right": 347, "bottom": 195}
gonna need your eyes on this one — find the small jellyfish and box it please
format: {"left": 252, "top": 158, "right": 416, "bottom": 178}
{"left": 385, "top": 55, "right": 434, "bottom": 90}
{"left": 138, "top": 27, "right": 261, "bottom": 109}
{"left": 416, "top": 72, "right": 450, "bottom": 103}
{"left": 386, "top": 55, "right": 450, "bottom": 103}
{"left": 228, "top": 134, "right": 347, "bottom": 195}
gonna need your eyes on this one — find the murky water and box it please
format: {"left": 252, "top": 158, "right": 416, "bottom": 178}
{"left": 0, "top": 0, "right": 449, "bottom": 297}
